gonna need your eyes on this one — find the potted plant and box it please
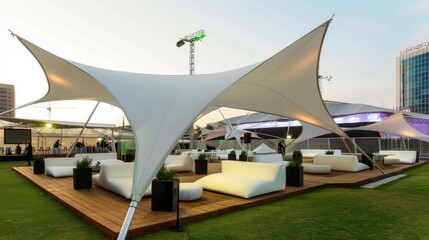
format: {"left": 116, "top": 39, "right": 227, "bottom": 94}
{"left": 195, "top": 153, "right": 208, "bottom": 174}
{"left": 239, "top": 150, "right": 248, "bottom": 161}
{"left": 286, "top": 150, "right": 304, "bottom": 187}
{"left": 73, "top": 156, "right": 93, "bottom": 190}
{"left": 325, "top": 150, "right": 334, "bottom": 155}
{"left": 33, "top": 155, "right": 45, "bottom": 174}
{"left": 151, "top": 164, "right": 179, "bottom": 212}
{"left": 228, "top": 150, "right": 236, "bottom": 160}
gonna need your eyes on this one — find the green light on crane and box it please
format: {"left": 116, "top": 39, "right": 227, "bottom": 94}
{"left": 193, "top": 32, "right": 206, "bottom": 42}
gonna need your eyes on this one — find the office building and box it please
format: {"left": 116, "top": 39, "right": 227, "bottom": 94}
{"left": 396, "top": 42, "right": 429, "bottom": 114}
{"left": 0, "top": 83, "right": 15, "bottom": 117}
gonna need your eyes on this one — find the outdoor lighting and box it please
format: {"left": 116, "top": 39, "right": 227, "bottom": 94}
{"left": 46, "top": 123, "right": 53, "bottom": 128}
{"left": 176, "top": 40, "right": 185, "bottom": 48}
{"left": 287, "top": 135, "right": 292, "bottom": 139}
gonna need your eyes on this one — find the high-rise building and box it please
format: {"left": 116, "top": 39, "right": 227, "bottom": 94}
{"left": 396, "top": 42, "right": 429, "bottom": 114}
{"left": 0, "top": 83, "right": 15, "bottom": 117}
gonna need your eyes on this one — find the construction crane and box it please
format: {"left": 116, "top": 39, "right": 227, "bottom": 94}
{"left": 318, "top": 75, "right": 332, "bottom": 94}
{"left": 176, "top": 30, "right": 206, "bottom": 75}
{"left": 176, "top": 30, "right": 206, "bottom": 150}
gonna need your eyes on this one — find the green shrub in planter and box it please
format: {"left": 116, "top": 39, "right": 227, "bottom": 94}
{"left": 33, "top": 155, "right": 45, "bottom": 174}
{"left": 195, "top": 153, "right": 208, "bottom": 174}
{"left": 239, "top": 150, "right": 247, "bottom": 161}
{"left": 152, "top": 164, "right": 179, "bottom": 211}
{"left": 73, "top": 156, "right": 93, "bottom": 190}
{"left": 286, "top": 150, "right": 303, "bottom": 187}
{"left": 326, "top": 150, "right": 334, "bottom": 155}
{"left": 228, "top": 150, "right": 236, "bottom": 160}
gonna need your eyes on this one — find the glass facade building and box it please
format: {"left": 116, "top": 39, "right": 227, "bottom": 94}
{"left": 397, "top": 44, "right": 429, "bottom": 114}
{"left": 0, "top": 83, "right": 15, "bottom": 117}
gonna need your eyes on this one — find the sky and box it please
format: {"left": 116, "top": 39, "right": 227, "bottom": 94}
{"left": 0, "top": 0, "right": 428, "bottom": 127}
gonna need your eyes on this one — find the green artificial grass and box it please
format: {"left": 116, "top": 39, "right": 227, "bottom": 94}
{"left": 138, "top": 163, "right": 429, "bottom": 240}
{"left": 0, "top": 161, "right": 106, "bottom": 240}
{"left": 1, "top": 161, "right": 429, "bottom": 239}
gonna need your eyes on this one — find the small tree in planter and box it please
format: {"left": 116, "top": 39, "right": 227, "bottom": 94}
{"left": 152, "top": 164, "right": 179, "bottom": 212}
{"left": 33, "top": 155, "right": 45, "bottom": 174}
{"left": 73, "top": 156, "right": 93, "bottom": 190}
{"left": 228, "top": 150, "right": 236, "bottom": 160}
{"left": 195, "top": 153, "right": 208, "bottom": 174}
{"left": 239, "top": 150, "right": 248, "bottom": 161}
{"left": 325, "top": 150, "right": 334, "bottom": 155}
{"left": 286, "top": 150, "right": 304, "bottom": 187}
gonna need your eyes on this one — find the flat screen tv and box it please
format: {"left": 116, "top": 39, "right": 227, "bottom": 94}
{"left": 4, "top": 129, "right": 32, "bottom": 144}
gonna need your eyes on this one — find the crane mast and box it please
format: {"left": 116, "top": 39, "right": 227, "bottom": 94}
{"left": 176, "top": 30, "right": 206, "bottom": 75}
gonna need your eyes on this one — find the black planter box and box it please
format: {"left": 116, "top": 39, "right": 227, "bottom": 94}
{"left": 33, "top": 160, "right": 45, "bottom": 174}
{"left": 228, "top": 153, "right": 236, "bottom": 160}
{"left": 151, "top": 179, "right": 179, "bottom": 212}
{"left": 239, "top": 155, "right": 247, "bottom": 161}
{"left": 73, "top": 168, "right": 93, "bottom": 190}
{"left": 362, "top": 157, "right": 373, "bottom": 170}
{"left": 286, "top": 166, "right": 304, "bottom": 187}
{"left": 194, "top": 160, "right": 208, "bottom": 174}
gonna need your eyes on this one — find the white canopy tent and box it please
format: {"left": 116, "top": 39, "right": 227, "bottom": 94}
{"left": 345, "top": 111, "right": 429, "bottom": 142}
{"left": 9, "top": 18, "right": 351, "bottom": 238}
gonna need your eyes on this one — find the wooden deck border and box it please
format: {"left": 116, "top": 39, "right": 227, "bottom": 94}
{"left": 13, "top": 160, "right": 427, "bottom": 239}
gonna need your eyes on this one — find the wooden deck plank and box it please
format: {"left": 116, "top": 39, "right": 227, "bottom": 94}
{"left": 12, "top": 160, "right": 427, "bottom": 239}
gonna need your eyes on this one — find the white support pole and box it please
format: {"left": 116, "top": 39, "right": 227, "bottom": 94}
{"left": 67, "top": 101, "right": 100, "bottom": 157}
{"left": 218, "top": 109, "right": 245, "bottom": 151}
{"left": 346, "top": 137, "right": 386, "bottom": 175}
{"left": 117, "top": 200, "right": 138, "bottom": 240}
{"left": 111, "top": 129, "right": 116, "bottom": 153}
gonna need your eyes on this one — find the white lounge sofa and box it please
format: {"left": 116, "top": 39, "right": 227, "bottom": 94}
{"left": 300, "top": 149, "right": 341, "bottom": 158}
{"left": 252, "top": 153, "right": 288, "bottom": 166}
{"left": 379, "top": 150, "right": 417, "bottom": 164}
{"left": 164, "top": 155, "right": 194, "bottom": 172}
{"left": 92, "top": 162, "right": 151, "bottom": 199}
{"left": 195, "top": 160, "right": 286, "bottom": 199}
{"left": 45, "top": 157, "right": 76, "bottom": 177}
{"left": 299, "top": 149, "right": 341, "bottom": 163}
{"left": 45, "top": 152, "right": 123, "bottom": 177}
{"left": 313, "top": 155, "right": 369, "bottom": 172}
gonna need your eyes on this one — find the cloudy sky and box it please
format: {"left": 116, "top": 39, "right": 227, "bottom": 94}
{"left": 0, "top": 0, "right": 428, "bottom": 126}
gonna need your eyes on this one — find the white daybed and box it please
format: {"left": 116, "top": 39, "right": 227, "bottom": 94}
{"left": 195, "top": 160, "right": 285, "bottom": 199}
{"left": 313, "top": 155, "right": 369, "bottom": 172}
{"left": 44, "top": 152, "right": 123, "bottom": 177}
{"left": 379, "top": 150, "right": 417, "bottom": 164}
{"left": 164, "top": 155, "right": 194, "bottom": 172}
{"left": 300, "top": 149, "right": 341, "bottom": 162}
{"left": 92, "top": 162, "right": 151, "bottom": 199}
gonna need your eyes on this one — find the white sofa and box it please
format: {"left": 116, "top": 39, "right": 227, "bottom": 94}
{"left": 164, "top": 155, "right": 194, "bottom": 172}
{"left": 300, "top": 149, "right": 341, "bottom": 158}
{"left": 45, "top": 152, "right": 123, "bottom": 177}
{"left": 252, "top": 153, "right": 288, "bottom": 166}
{"left": 195, "top": 160, "right": 285, "bottom": 199}
{"left": 313, "top": 155, "right": 369, "bottom": 172}
{"left": 92, "top": 162, "right": 151, "bottom": 199}
{"left": 379, "top": 150, "right": 417, "bottom": 164}
{"left": 299, "top": 149, "right": 341, "bottom": 163}
{"left": 45, "top": 157, "right": 76, "bottom": 177}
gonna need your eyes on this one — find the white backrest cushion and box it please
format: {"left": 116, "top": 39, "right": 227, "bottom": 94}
{"left": 75, "top": 152, "right": 117, "bottom": 161}
{"left": 44, "top": 157, "right": 76, "bottom": 167}
{"left": 221, "top": 160, "right": 283, "bottom": 180}
{"left": 252, "top": 153, "right": 283, "bottom": 163}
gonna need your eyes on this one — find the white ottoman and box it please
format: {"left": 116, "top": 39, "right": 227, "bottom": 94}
{"left": 302, "top": 163, "right": 331, "bottom": 174}
{"left": 179, "top": 183, "right": 203, "bottom": 201}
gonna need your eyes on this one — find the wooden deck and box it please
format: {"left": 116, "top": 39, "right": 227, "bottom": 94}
{"left": 13, "top": 160, "right": 427, "bottom": 239}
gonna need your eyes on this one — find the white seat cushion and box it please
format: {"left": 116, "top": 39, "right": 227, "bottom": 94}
{"left": 302, "top": 163, "right": 331, "bottom": 174}
{"left": 179, "top": 183, "right": 203, "bottom": 201}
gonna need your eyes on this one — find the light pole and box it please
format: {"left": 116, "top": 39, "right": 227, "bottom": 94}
{"left": 177, "top": 30, "right": 206, "bottom": 149}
